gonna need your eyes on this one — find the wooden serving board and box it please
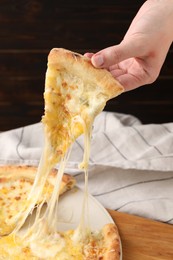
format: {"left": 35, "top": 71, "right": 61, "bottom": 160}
{"left": 108, "top": 209, "right": 173, "bottom": 260}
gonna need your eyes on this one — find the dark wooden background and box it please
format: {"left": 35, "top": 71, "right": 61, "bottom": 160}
{"left": 0, "top": 0, "right": 172, "bottom": 131}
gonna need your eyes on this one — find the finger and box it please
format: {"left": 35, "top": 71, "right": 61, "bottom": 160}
{"left": 109, "top": 64, "right": 120, "bottom": 71}
{"left": 116, "top": 74, "right": 144, "bottom": 92}
{"left": 91, "top": 41, "right": 142, "bottom": 68}
{"left": 110, "top": 68, "right": 127, "bottom": 78}
{"left": 84, "top": 52, "right": 94, "bottom": 59}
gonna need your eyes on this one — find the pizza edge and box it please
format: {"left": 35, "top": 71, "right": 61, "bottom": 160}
{"left": 48, "top": 48, "right": 124, "bottom": 100}
{"left": 0, "top": 165, "right": 76, "bottom": 195}
{"left": 102, "top": 223, "right": 121, "bottom": 260}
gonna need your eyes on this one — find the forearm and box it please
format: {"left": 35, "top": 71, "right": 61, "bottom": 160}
{"left": 126, "top": 0, "right": 173, "bottom": 43}
{"left": 121, "top": 0, "right": 173, "bottom": 71}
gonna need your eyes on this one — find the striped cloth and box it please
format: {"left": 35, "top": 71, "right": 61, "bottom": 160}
{"left": 0, "top": 111, "right": 173, "bottom": 224}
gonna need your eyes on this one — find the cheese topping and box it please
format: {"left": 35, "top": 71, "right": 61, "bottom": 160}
{"left": 30, "top": 233, "right": 66, "bottom": 258}
{"left": 0, "top": 229, "right": 106, "bottom": 259}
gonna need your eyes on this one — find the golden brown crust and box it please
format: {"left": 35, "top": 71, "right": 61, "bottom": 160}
{"left": 83, "top": 223, "right": 121, "bottom": 260}
{"left": 102, "top": 223, "right": 121, "bottom": 260}
{"left": 48, "top": 48, "right": 124, "bottom": 101}
{"left": 0, "top": 165, "right": 76, "bottom": 194}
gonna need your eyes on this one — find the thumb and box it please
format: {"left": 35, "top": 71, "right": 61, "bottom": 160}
{"left": 91, "top": 42, "right": 141, "bottom": 68}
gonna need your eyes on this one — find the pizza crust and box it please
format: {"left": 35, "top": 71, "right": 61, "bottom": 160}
{"left": 83, "top": 223, "right": 120, "bottom": 260}
{"left": 0, "top": 165, "right": 76, "bottom": 194}
{"left": 102, "top": 223, "right": 121, "bottom": 260}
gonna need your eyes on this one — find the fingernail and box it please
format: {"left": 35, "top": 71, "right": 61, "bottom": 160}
{"left": 93, "top": 55, "right": 104, "bottom": 67}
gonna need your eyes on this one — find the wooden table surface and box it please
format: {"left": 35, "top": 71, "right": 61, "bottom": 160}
{"left": 108, "top": 209, "right": 173, "bottom": 260}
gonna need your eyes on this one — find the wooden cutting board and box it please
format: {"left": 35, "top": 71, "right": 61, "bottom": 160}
{"left": 108, "top": 209, "right": 173, "bottom": 260}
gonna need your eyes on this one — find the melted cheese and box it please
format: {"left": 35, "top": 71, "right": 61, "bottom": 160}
{"left": 0, "top": 230, "right": 105, "bottom": 259}
{"left": 72, "top": 122, "right": 92, "bottom": 244}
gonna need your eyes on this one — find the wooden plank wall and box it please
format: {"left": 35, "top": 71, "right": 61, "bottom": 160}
{"left": 0, "top": 0, "right": 172, "bottom": 131}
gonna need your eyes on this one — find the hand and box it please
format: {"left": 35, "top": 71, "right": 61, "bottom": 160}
{"left": 85, "top": 0, "right": 173, "bottom": 91}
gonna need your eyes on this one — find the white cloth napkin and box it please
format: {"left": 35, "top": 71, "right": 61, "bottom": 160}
{"left": 0, "top": 111, "right": 173, "bottom": 224}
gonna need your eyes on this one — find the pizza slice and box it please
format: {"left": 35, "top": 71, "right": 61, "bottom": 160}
{"left": 0, "top": 165, "right": 76, "bottom": 236}
{"left": 0, "top": 223, "right": 120, "bottom": 260}
{"left": 42, "top": 48, "right": 124, "bottom": 165}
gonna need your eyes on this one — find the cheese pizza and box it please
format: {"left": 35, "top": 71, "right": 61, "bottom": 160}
{"left": 0, "top": 48, "right": 124, "bottom": 259}
{"left": 43, "top": 48, "right": 124, "bottom": 165}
